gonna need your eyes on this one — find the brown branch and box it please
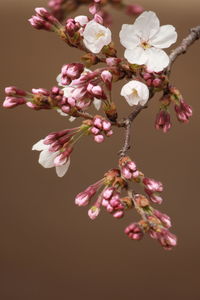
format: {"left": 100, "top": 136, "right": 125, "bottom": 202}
{"left": 167, "top": 25, "right": 200, "bottom": 74}
{"left": 118, "top": 89, "right": 154, "bottom": 157}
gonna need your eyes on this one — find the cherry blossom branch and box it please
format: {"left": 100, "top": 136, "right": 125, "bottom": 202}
{"left": 119, "top": 25, "right": 200, "bottom": 157}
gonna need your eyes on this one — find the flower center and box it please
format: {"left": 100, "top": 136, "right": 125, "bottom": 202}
{"left": 140, "top": 40, "right": 151, "bottom": 50}
{"left": 96, "top": 31, "right": 105, "bottom": 39}
{"left": 132, "top": 89, "right": 138, "bottom": 97}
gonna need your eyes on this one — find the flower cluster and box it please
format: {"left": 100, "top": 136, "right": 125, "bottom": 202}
{"left": 87, "top": 115, "right": 113, "bottom": 143}
{"left": 75, "top": 156, "right": 177, "bottom": 250}
{"left": 3, "top": 0, "right": 199, "bottom": 250}
{"left": 75, "top": 169, "right": 129, "bottom": 219}
{"left": 155, "top": 86, "right": 193, "bottom": 133}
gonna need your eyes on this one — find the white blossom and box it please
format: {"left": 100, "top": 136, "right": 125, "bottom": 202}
{"left": 83, "top": 20, "right": 112, "bottom": 54}
{"left": 120, "top": 80, "right": 149, "bottom": 106}
{"left": 119, "top": 11, "right": 177, "bottom": 72}
{"left": 32, "top": 139, "right": 70, "bottom": 177}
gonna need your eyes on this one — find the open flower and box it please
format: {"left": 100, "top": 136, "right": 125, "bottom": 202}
{"left": 119, "top": 11, "right": 177, "bottom": 72}
{"left": 83, "top": 20, "right": 112, "bottom": 53}
{"left": 32, "top": 139, "right": 71, "bottom": 177}
{"left": 120, "top": 80, "right": 149, "bottom": 106}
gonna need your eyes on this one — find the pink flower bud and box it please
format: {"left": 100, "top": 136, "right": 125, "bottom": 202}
{"left": 106, "top": 57, "right": 121, "bottom": 67}
{"left": 125, "top": 223, "right": 144, "bottom": 240}
{"left": 65, "top": 18, "right": 80, "bottom": 36}
{"left": 88, "top": 206, "right": 100, "bottom": 220}
{"left": 127, "top": 161, "right": 137, "bottom": 172}
{"left": 101, "top": 70, "right": 112, "bottom": 90}
{"left": 5, "top": 86, "right": 27, "bottom": 96}
{"left": 89, "top": 3, "right": 98, "bottom": 15}
{"left": 103, "top": 187, "right": 114, "bottom": 199}
{"left": 152, "top": 78, "right": 162, "bottom": 87}
{"left": 94, "top": 14, "right": 103, "bottom": 24}
{"left": 93, "top": 117, "right": 103, "bottom": 129}
{"left": 122, "top": 167, "right": 132, "bottom": 179}
{"left": 54, "top": 152, "right": 68, "bottom": 166}
{"left": 28, "top": 15, "right": 52, "bottom": 31}
{"left": 154, "top": 210, "right": 171, "bottom": 228}
{"left": 102, "top": 120, "right": 111, "bottom": 131}
{"left": 143, "top": 178, "right": 163, "bottom": 193}
{"left": 106, "top": 130, "right": 113, "bottom": 137}
{"left": 90, "top": 126, "right": 100, "bottom": 135}
{"left": 26, "top": 102, "right": 40, "bottom": 110}
{"left": 91, "top": 85, "right": 104, "bottom": 98}
{"left": 113, "top": 210, "right": 124, "bottom": 219}
{"left": 132, "top": 170, "right": 140, "bottom": 178}
{"left": 126, "top": 4, "right": 144, "bottom": 16}
{"left": 61, "top": 105, "right": 70, "bottom": 113}
{"left": 159, "top": 230, "right": 177, "bottom": 250}
{"left": 67, "top": 97, "right": 76, "bottom": 107}
{"left": 102, "top": 199, "right": 109, "bottom": 207}
{"left": 72, "top": 86, "right": 87, "bottom": 100}
{"left": 94, "top": 134, "right": 104, "bottom": 143}
{"left": 35, "top": 7, "right": 50, "bottom": 18}
{"left": 75, "top": 193, "right": 90, "bottom": 206}
{"left": 106, "top": 204, "right": 114, "bottom": 213}
{"left": 3, "top": 97, "right": 26, "bottom": 108}
{"left": 174, "top": 99, "right": 193, "bottom": 123}
{"left": 142, "top": 72, "right": 152, "bottom": 80}
{"left": 155, "top": 110, "right": 171, "bottom": 133}
{"left": 32, "top": 88, "right": 49, "bottom": 96}
{"left": 149, "top": 193, "right": 163, "bottom": 205}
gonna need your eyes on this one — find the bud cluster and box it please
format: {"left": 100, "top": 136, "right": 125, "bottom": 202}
{"left": 61, "top": 63, "right": 85, "bottom": 85}
{"left": 4, "top": 86, "right": 65, "bottom": 110}
{"left": 75, "top": 168, "right": 131, "bottom": 220}
{"left": 155, "top": 87, "right": 193, "bottom": 133}
{"left": 170, "top": 87, "right": 193, "bottom": 123}
{"left": 155, "top": 109, "right": 171, "bottom": 133}
{"left": 29, "top": 7, "right": 61, "bottom": 31}
{"left": 86, "top": 115, "right": 113, "bottom": 143}
{"left": 125, "top": 194, "right": 177, "bottom": 250}
{"left": 119, "top": 156, "right": 140, "bottom": 180}
{"left": 141, "top": 70, "right": 168, "bottom": 89}
{"left": 119, "top": 156, "right": 164, "bottom": 205}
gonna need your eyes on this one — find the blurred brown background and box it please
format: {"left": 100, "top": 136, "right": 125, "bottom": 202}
{"left": 1, "top": 0, "right": 200, "bottom": 299}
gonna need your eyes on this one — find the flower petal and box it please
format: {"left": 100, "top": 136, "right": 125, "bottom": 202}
{"left": 150, "top": 25, "right": 177, "bottom": 49}
{"left": 57, "top": 109, "right": 68, "bottom": 117}
{"left": 56, "top": 73, "right": 63, "bottom": 87}
{"left": 124, "top": 47, "right": 147, "bottom": 65}
{"left": 38, "top": 150, "right": 58, "bottom": 168}
{"left": 55, "top": 158, "right": 70, "bottom": 177}
{"left": 133, "top": 11, "right": 160, "bottom": 40}
{"left": 83, "top": 21, "right": 100, "bottom": 43}
{"left": 63, "top": 86, "right": 74, "bottom": 97}
{"left": 93, "top": 98, "right": 102, "bottom": 110}
{"left": 119, "top": 24, "right": 140, "bottom": 49}
{"left": 83, "top": 21, "right": 111, "bottom": 53}
{"left": 145, "top": 48, "right": 170, "bottom": 72}
{"left": 74, "top": 15, "right": 88, "bottom": 26}
{"left": 32, "top": 139, "right": 48, "bottom": 151}
{"left": 69, "top": 116, "right": 76, "bottom": 122}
